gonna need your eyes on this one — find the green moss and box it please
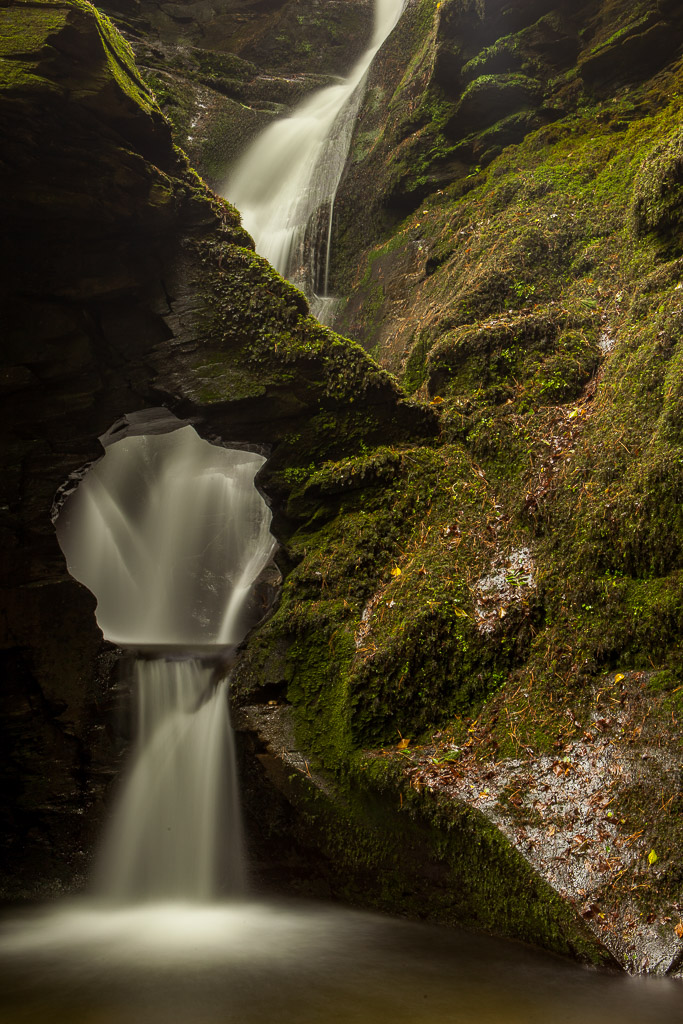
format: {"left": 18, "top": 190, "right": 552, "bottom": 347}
{"left": 0, "top": 0, "right": 160, "bottom": 115}
{"left": 586, "top": 10, "right": 656, "bottom": 59}
{"left": 459, "top": 71, "right": 541, "bottom": 99}
{"left": 294, "top": 14, "right": 683, "bottom": 815}
{"left": 402, "top": 331, "right": 434, "bottom": 393}
{"left": 631, "top": 128, "right": 683, "bottom": 237}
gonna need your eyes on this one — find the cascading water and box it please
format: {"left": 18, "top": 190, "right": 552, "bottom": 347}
{"left": 0, "top": 257, "right": 679, "bottom": 1024}
{"left": 56, "top": 426, "right": 275, "bottom": 648}
{"left": 55, "top": 424, "right": 275, "bottom": 901}
{"left": 91, "top": 660, "right": 246, "bottom": 901}
{"left": 224, "top": 0, "right": 405, "bottom": 322}
{"left": 4, "top": 16, "right": 683, "bottom": 1022}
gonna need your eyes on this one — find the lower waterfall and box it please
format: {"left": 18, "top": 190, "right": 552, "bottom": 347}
{"left": 92, "top": 659, "right": 245, "bottom": 901}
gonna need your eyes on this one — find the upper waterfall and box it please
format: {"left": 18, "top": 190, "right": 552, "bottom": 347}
{"left": 223, "top": 0, "right": 405, "bottom": 320}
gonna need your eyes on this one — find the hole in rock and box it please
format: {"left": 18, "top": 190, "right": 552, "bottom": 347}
{"left": 54, "top": 416, "right": 277, "bottom": 651}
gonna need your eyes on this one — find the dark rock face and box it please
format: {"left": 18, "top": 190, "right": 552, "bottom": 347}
{"left": 104, "top": 0, "right": 373, "bottom": 75}
{"left": 0, "top": 0, "right": 432, "bottom": 897}
{"left": 445, "top": 72, "right": 543, "bottom": 135}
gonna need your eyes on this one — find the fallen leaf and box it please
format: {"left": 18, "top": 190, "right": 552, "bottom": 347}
{"left": 614, "top": 673, "right": 625, "bottom": 683}
{"left": 391, "top": 566, "right": 402, "bottom": 577}
{"left": 675, "top": 923, "right": 683, "bottom": 939}
{"left": 648, "top": 849, "right": 658, "bottom": 866}
{"left": 397, "top": 738, "right": 410, "bottom": 750}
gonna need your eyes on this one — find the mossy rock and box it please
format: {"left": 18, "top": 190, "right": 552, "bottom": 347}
{"left": 578, "top": 6, "right": 683, "bottom": 89}
{"left": 631, "top": 128, "right": 683, "bottom": 239}
{"left": 446, "top": 72, "right": 543, "bottom": 135}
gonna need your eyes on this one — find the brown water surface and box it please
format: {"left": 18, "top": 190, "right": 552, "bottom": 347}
{"left": 0, "top": 900, "right": 680, "bottom": 1024}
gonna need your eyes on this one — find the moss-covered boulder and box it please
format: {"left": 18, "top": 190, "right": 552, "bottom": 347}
{"left": 446, "top": 71, "right": 543, "bottom": 134}
{"left": 578, "top": 1, "right": 683, "bottom": 89}
{"left": 631, "top": 128, "right": 683, "bottom": 238}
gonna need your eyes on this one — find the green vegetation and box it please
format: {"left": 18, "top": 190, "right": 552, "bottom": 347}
{"left": 0, "top": 0, "right": 160, "bottom": 112}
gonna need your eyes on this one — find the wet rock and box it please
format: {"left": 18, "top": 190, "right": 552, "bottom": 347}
{"left": 446, "top": 73, "right": 543, "bottom": 136}
{"left": 579, "top": 11, "right": 683, "bottom": 90}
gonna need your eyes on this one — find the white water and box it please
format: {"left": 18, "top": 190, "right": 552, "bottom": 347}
{"left": 92, "top": 660, "right": 245, "bottom": 901}
{"left": 224, "top": 0, "right": 405, "bottom": 320}
{"left": 56, "top": 426, "right": 275, "bottom": 647}
{"left": 55, "top": 425, "right": 275, "bottom": 901}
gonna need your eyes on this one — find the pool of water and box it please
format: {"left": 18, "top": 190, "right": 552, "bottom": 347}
{"left": 0, "top": 899, "right": 679, "bottom": 1024}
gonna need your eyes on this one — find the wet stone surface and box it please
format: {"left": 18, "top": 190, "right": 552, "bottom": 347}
{"left": 400, "top": 676, "right": 683, "bottom": 975}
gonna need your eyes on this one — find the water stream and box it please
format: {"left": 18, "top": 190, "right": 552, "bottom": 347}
{"left": 54, "top": 425, "right": 274, "bottom": 903}
{"left": 91, "top": 659, "right": 246, "bottom": 902}
{"left": 55, "top": 426, "right": 274, "bottom": 648}
{"left": 224, "top": 0, "right": 405, "bottom": 321}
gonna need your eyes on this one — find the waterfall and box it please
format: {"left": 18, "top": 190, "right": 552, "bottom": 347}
{"left": 56, "top": 426, "right": 275, "bottom": 648}
{"left": 55, "top": 425, "right": 276, "bottom": 901}
{"left": 92, "top": 660, "right": 245, "bottom": 901}
{"left": 224, "top": 0, "right": 405, "bottom": 322}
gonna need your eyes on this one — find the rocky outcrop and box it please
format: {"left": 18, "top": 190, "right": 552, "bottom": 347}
{"left": 330, "top": 0, "right": 683, "bottom": 302}
{"left": 306, "top": 0, "right": 683, "bottom": 974}
{"left": 94, "top": 0, "right": 375, "bottom": 187}
{"left": 104, "top": 0, "right": 373, "bottom": 75}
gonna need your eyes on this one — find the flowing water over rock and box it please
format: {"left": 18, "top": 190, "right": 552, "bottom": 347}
{"left": 224, "top": 0, "right": 405, "bottom": 321}
{"left": 55, "top": 425, "right": 275, "bottom": 901}
{"left": 2, "top": 41, "right": 681, "bottom": 1009}
{"left": 92, "top": 659, "right": 245, "bottom": 902}
{"left": 55, "top": 426, "right": 275, "bottom": 648}
{"left": 1, "top": 422, "right": 681, "bottom": 1020}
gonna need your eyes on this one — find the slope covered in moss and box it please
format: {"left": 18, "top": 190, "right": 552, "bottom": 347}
{"left": 266, "top": 0, "right": 683, "bottom": 972}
